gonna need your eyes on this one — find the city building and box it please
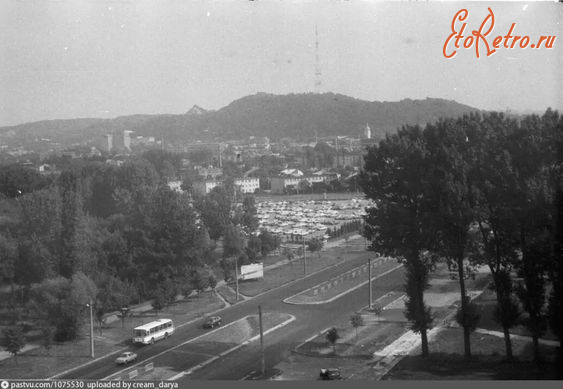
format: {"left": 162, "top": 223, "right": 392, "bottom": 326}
{"left": 196, "top": 166, "right": 223, "bottom": 180}
{"left": 333, "top": 152, "right": 364, "bottom": 168}
{"left": 167, "top": 180, "right": 184, "bottom": 193}
{"left": 100, "top": 134, "right": 113, "bottom": 153}
{"left": 363, "top": 123, "right": 371, "bottom": 139}
{"left": 270, "top": 175, "right": 328, "bottom": 194}
{"left": 192, "top": 180, "right": 221, "bottom": 197}
{"left": 234, "top": 177, "right": 260, "bottom": 194}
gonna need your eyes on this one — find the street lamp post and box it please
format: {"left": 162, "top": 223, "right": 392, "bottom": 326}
{"left": 234, "top": 256, "right": 239, "bottom": 302}
{"left": 368, "top": 258, "right": 373, "bottom": 310}
{"left": 87, "top": 298, "right": 94, "bottom": 358}
{"left": 120, "top": 306, "right": 129, "bottom": 329}
{"left": 259, "top": 305, "right": 265, "bottom": 376}
{"left": 302, "top": 235, "right": 307, "bottom": 276}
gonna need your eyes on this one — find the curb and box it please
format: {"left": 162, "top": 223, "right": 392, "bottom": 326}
{"left": 48, "top": 239, "right": 366, "bottom": 379}
{"left": 283, "top": 263, "right": 403, "bottom": 305}
{"left": 291, "top": 293, "right": 406, "bottom": 357}
{"left": 169, "top": 314, "right": 297, "bottom": 380}
{"left": 102, "top": 313, "right": 266, "bottom": 381}
{"left": 49, "top": 293, "right": 231, "bottom": 380}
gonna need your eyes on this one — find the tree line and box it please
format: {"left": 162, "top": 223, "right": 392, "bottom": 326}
{"left": 360, "top": 109, "right": 562, "bottom": 366}
{"left": 0, "top": 150, "right": 270, "bottom": 346}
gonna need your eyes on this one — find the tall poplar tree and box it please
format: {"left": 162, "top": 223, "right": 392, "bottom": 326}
{"left": 424, "top": 115, "right": 481, "bottom": 358}
{"left": 361, "top": 125, "right": 438, "bottom": 357}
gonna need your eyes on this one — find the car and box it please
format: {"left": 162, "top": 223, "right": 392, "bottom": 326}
{"left": 319, "top": 368, "right": 341, "bottom": 380}
{"left": 203, "top": 315, "right": 222, "bottom": 329}
{"left": 115, "top": 351, "right": 138, "bottom": 365}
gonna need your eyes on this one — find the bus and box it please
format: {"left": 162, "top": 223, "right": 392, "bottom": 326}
{"left": 132, "top": 318, "right": 175, "bottom": 345}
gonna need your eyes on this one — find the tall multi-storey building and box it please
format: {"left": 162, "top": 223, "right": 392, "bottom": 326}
{"left": 112, "top": 130, "right": 133, "bottom": 152}
{"left": 363, "top": 123, "right": 371, "bottom": 139}
{"left": 123, "top": 130, "right": 133, "bottom": 151}
{"left": 100, "top": 134, "right": 113, "bottom": 153}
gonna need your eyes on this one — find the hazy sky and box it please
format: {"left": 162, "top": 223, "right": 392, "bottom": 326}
{"left": 0, "top": 0, "right": 561, "bottom": 127}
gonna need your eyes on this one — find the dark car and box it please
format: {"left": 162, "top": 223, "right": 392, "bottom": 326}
{"left": 203, "top": 315, "right": 222, "bottom": 329}
{"left": 319, "top": 368, "right": 341, "bottom": 380}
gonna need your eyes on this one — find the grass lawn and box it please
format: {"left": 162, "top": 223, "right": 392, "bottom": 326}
{"left": 237, "top": 239, "right": 369, "bottom": 297}
{"left": 384, "top": 327, "right": 561, "bottom": 380}
{"left": 0, "top": 292, "right": 226, "bottom": 379}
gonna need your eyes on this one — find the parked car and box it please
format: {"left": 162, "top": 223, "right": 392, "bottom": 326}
{"left": 115, "top": 351, "right": 138, "bottom": 365}
{"left": 203, "top": 315, "right": 222, "bottom": 329}
{"left": 319, "top": 368, "right": 341, "bottom": 380}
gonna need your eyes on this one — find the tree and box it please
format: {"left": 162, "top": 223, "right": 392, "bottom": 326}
{"left": 208, "top": 274, "right": 217, "bottom": 293}
{"left": 350, "top": 314, "right": 364, "bottom": 341}
{"left": 403, "top": 251, "right": 436, "bottom": 354}
{"left": 508, "top": 112, "right": 556, "bottom": 362}
{"left": 297, "top": 179, "right": 312, "bottom": 194}
{"left": 307, "top": 238, "right": 323, "bottom": 258}
{"left": 115, "top": 158, "right": 160, "bottom": 192}
{"left": 142, "top": 149, "right": 182, "bottom": 181}
{"left": 360, "top": 125, "right": 438, "bottom": 357}
{"left": 117, "top": 185, "right": 206, "bottom": 298}
{"left": 283, "top": 246, "right": 295, "bottom": 265}
{"left": 219, "top": 258, "right": 234, "bottom": 282}
{"left": 491, "top": 271, "right": 521, "bottom": 358}
{"left": 548, "top": 188, "right": 563, "bottom": 374}
{"left": 39, "top": 324, "right": 55, "bottom": 353}
{"left": 190, "top": 270, "right": 209, "bottom": 295}
{"left": 325, "top": 327, "right": 340, "bottom": 354}
{"left": 245, "top": 235, "right": 262, "bottom": 262}
{"left": 95, "top": 274, "right": 132, "bottom": 334}
{"left": 0, "top": 164, "right": 51, "bottom": 198}
{"left": 151, "top": 287, "right": 167, "bottom": 316}
{"left": 223, "top": 224, "right": 245, "bottom": 259}
{"left": 470, "top": 112, "right": 523, "bottom": 360}
{"left": 28, "top": 272, "right": 97, "bottom": 342}
{"left": 57, "top": 169, "right": 93, "bottom": 278}
{"left": 187, "top": 148, "right": 214, "bottom": 165}
{"left": 314, "top": 141, "right": 337, "bottom": 168}
{"left": 240, "top": 195, "right": 259, "bottom": 234}
{"left": 0, "top": 233, "right": 18, "bottom": 303}
{"left": 424, "top": 115, "right": 482, "bottom": 358}
{"left": 1, "top": 327, "right": 26, "bottom": 365}
{"left": 259, "top": 230, "right": 281, "bottom": 257}
{"left": 196, "top": 186, "right": 232, "bottom": 242}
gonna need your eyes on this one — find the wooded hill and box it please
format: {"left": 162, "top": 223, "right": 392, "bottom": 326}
{"left": 0, "top": 93, "right": 479, "bottom": 147}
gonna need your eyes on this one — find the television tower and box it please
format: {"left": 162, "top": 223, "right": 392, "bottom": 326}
{"left": 314, "top": 25, "right": 322, "bottom": 93}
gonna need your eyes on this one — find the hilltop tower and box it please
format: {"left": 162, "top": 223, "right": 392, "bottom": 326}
{"left": 314, "top": 25, "right": 322, "bottom": 93}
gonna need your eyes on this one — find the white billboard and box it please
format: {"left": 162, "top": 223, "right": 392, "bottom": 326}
{"left": 240, "top": 263, "right": 264, "bottom": 280}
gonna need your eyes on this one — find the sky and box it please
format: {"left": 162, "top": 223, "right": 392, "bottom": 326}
{"left": 0, "top": 0, "right": 561, "bottom": 127}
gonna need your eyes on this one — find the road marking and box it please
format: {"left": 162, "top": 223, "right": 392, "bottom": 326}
{"left": 50, "top": 241, "right": 365, "bottom": 379}
{"left": 168, "top": 314, "right": 296, "bottom": 380}
{"left": 102, "top": 314, "right": 288, "bottom": 380}
{"left": 283, "top": 264, "right": 403, "bottom": 305}
{"left": 294, "top": 327, "right": 332, "bottom": 350}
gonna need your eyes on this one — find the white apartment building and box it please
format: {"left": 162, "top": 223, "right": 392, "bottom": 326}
{"left": 234, "top": 177, "right": 260, "bottom": 194}
{"left": 270, "top": 175, "right": 327, "bottom": 194}
{"left": 192, "top": 180, "right": 221, "bottom": 197}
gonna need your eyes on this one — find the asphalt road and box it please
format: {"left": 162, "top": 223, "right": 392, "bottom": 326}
{"left": 61, "top": 253, "right": 405, "bottom": 381}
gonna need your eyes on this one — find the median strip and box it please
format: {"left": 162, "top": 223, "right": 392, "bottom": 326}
{"left": 169, "top": 314, "right": 296, "bottom": 380}
{"left": 283, "top": 261, "right": 403, "bottom": 305}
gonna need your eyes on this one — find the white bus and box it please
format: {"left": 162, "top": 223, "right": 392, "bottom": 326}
{"left": 132, "top": 318, "right": 175, "bottom": 345}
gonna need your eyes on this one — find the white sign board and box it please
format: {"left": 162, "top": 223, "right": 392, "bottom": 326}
{"left": 240, "top": 263, "right": 264, "bottom": 280}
